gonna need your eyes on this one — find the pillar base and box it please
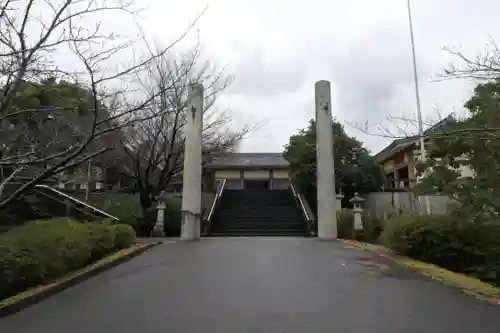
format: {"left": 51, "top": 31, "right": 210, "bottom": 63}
{"left": 180, "top": 211, "right": 201, "bottom": 240}
{"left": 317, "top": 220, "right": 338, "bottom": 240}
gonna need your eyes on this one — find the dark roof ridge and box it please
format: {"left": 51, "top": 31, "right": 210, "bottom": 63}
{"left": 207, "top": 152, "right": 289, "bottom": 168}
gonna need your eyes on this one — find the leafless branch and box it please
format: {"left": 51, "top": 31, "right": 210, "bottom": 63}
{"left": 118, "top": 45, "right": 252, "bottom": 212}
{"left": 0, "top": 166, "right": 24, "bottom": 199}
{"left": 440, "top": 37, "right": 500, "bottom": 81}
{"left": 0, "top": 0, "right": 206, "bottom": 208}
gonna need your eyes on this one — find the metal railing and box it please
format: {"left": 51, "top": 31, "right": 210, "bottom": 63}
{"left": 290, "top": 183, "right": 309, "bottom": 220}
{"left": 290, "top": 183, "right": 316, "bottom": 235}
{"left": 35, "top": 184, "right": 119, "bottom": 221}
{"left": 203, "top": 178, "right": 226, "bottom": 235}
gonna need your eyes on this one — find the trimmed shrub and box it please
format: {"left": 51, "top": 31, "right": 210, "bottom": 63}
{"left": 164, "top": 197, "right": 182, "bottom": 237}
{"left": 102, "top": 201, "right": 141, "bottom": 229}
{"left": 112, "top": 224, "right": 136, "bottom": 249}
{"left": 362, "top": 213, "right": 385, "bottom": 242}
{"left": 337, "top": 209, "right": 354, "bottom": 239}
{"left": 381, "top": 213, "right": 500, "bottom": 286}
{"left": 0, "top": 219, "right": 135, "bottom": 301}
{"left": 87, "top": 223, "right": 116, "bottom": 260}
{"left": 101, "top": 218, "right": 119, "bottom": 225}
{"left": 0, "top": 220, "right": 93, "bottom": 300}
{"left": 335, "top": 210, "right": 384, "bottom": 242}
{"left": 82, "top": 192, "right": 143, "bottom": 230}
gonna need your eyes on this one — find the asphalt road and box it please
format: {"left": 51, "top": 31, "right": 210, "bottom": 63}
{"left": 1, "top": 238, "right": 500, "bottom": 333}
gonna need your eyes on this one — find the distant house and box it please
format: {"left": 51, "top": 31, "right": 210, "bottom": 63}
{"left": 56, "top": 130, "right": 127, "bottom": 192}
{"left": 56, "top": 163, "right": 105, "bottom": 191}
{"left": 375, "top": 136, "right": 420, "bottom": 190}
{"left": 375, "top": 115, "right": 474, "bottom": 190}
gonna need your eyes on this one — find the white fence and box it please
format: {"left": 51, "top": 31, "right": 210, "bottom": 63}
{"left": 363, "top": 192, "right": 458, "bottom": 217}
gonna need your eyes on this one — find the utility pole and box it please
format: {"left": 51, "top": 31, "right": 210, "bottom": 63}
{"left": 407, "top": 0, "right": 430, "bottom": 214}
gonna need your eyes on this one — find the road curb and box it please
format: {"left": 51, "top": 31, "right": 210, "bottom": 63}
{"left": 0, "top": 242, "right": 161, "bottom": 318}
{"left": 340, "top": 239, "right": 500, "bottom": 306}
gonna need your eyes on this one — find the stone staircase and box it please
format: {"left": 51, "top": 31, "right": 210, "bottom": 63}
{"left": 207, "top": 189, "right": 309, "bottom": 237}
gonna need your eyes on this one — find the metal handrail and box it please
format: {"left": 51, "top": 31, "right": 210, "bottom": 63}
{"left": 290, "top": 183, "right": 310, "bottom": 221}
{"left": 34, "top": 184, "right": 119, "bottom": 221}
{"left": 206, "top": 178, "right": 226, "bottom": 226}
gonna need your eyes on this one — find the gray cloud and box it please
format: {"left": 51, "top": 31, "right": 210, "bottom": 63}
{"left": 333, "top": 24, "right": 428, "bottom": 139}
{"left": 227, "top": 45, "right": 310, "bottom": 98}
{"left": 141, "top": 0, "right": 500, "bottom": 154}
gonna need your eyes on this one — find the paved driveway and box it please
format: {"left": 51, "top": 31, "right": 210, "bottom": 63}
{"left": 1, "top": 238, "right": 500, "bottom": 333}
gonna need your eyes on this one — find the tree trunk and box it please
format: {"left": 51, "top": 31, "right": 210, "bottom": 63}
{"left": 85, "top": 160, "right": 92, "bottom": 201}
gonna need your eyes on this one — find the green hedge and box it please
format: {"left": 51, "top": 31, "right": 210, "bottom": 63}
{"left": 337, "top": 209, "right": 354, "bottom": 239}
{"left": 164, "top": 197, "right": 182, "bottom": 236}
{"left": 112, "top": 224, "right": 136, "bottom": 249}
{"left": 381, "top": 213, "right": 500, "bottom": 286}
{"left": 362, "top": 213, "right": 385, "bottom": 241}
{"left": 84, "top": 192, "right": 143, "bottom": 229}
{"left": 336, "top": 210, "right": 383, "bottom": 242}
{"left": 81, "top": 192, "right": 183, "bottom": 237}
{"left": 0, "top": 219, "right": 136, "bottom": 301}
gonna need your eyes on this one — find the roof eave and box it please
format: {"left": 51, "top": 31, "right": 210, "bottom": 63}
{"left": 206, "top": 164, "right": 289, "bottom": 170}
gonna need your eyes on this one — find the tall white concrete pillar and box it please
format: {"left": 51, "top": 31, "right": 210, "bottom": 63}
{"left": 180, "top": 83, "right": 204, "bottom": 240}
{"left": 315, "top": 80, "right": 337, "bottom": 239}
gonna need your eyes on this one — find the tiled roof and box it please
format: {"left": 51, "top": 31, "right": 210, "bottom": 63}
{"left": 207, "top": 153, "right": 289, "bottom": 168}
{"left": 374, "top": 114, "right": 455, "bottom": 163}
{"left": 375, "top": 137, "right": 417, "bottom": 163}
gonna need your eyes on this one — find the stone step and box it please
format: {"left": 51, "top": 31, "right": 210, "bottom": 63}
{"left": 208, "top": 229, "right": 310, "bottom": 237}
{"left": 208, "top": 188, "right": 308, "bottom": 237}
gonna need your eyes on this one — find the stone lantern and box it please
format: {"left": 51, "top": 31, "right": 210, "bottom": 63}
{"left": 349, "top": 192, "right": 365, "bottom": 231}
{"left": 152, "top": 191, "right": 168, "bottom": 237}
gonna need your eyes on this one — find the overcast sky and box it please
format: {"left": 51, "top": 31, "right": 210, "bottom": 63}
{"left": 136, "top": 0, "right": 500, "bottom": 154}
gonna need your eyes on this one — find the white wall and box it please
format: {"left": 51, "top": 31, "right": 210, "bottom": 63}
{"left": 364, "top": 192, "right": 458, "bottom": 217}
{"left": 272, "top": 169, "right": 289, "bottom": 179}
{"left": 214, "top": 168, "right": 291, "bottom": 190}
{"left": 244, "top": 170, "right": 270, "bottom": 179}
{"left": 215, "top": 170, "right": 240, "bottom": 179}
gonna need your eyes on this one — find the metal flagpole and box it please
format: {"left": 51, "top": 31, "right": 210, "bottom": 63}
{"left": 406, "top": 0, "right": 430, "bottom": 214}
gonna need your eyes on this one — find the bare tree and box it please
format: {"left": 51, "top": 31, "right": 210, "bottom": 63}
{"left": 0, "top": 0, "right": 205, "bottom": 208}
{"left": 120, "top": 46, "right": 252, "bottom": 215}
{"left": 442, "top": 38, "right": 500, "bottom": 81}
{"left": 349, "top": 37, "right": 500, "bottom": 142}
